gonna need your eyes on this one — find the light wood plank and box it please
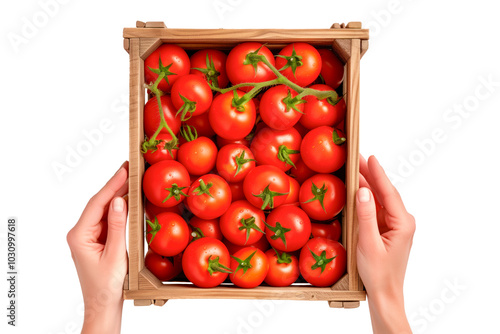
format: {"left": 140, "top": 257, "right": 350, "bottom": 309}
{"left": 332, "top": 39, "right": 351, "bottom": 63}
{"left": 343, "top": 301, "right": 360, "bottom": 308}
{"left": 331, "top": 274, "right": 349, "bottom": 291}
{"left": 154, "top": 299, "right": 168, "bottom": 306}
{"left": 136, "top": 21, "right": 145, "bottom": 28}
{"left": 328, "top": 301, "right": 344, "bottom": 308}
{"left": 145, "top": 21, "right": 167, "bottom": 28}
{"left": 139, "top": 38, "right": 162, "bottom": 60}
{"left": 123, "top": 38, "right": 130, "bottom": 53}
{"left": 134, "top": 299, "right": 152, "bottom": 306}
{"left": 346, "top": 22, "right": 362, "bottom": 29}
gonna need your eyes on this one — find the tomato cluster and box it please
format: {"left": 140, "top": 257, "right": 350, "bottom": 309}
{"left": 142, "top": 42, "right": 347, "bottom": 288}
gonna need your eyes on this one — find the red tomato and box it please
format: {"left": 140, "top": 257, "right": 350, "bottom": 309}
{"left": 264, "top": 249, "right": 300, "bottom": 287}
{"left": 300, "top": 84, "right": 346, "bottom": 129}
{"left": 300, "top": 126, "right": 346, "bottom": 173}
{"left": 209, "top": 90, "right": 256, "bottom": 140}
{"left": 259, "top": 85, "right": 304, "bottom": 130}
{"left": 250, "top": 126, "right": 302, "bottom": 172}
{"left": 178, "top": 136, "right": 218, "bottom": 176}
{"left": 171, "top": 74, "right": 213, "bottom": 120}
{"left": 187, "top": 174, "right": 232, "bottom": 219}
{"left": 230, "top": 248, "right": 269, "bottom": 288}
{"left": 144, "top": 96, "right": 182, "bottom": 138}
{"left": 294, "top": 121, "right": 309, "bottom": 138}
{"left": 224, "top": 236, "right": 271, "bottom": 255}
{"left": 184, "top": 112, "right": 216, "bottom": 137}
{"left": 283, "top": 176, "right": 300, "bottom": 205}
{"left": 299, "top": 237, "right": 346, "bottom": 287}
{"left": 145, "top": 249, "right": 182, "bottom": 281}
{"left": 288, "top": 159, "right": 316, "bottom": 185}
{"left": 228, "top": 181, "right": 246, "bottom": 202}
{"left": 220, "top": 200, "right": 266, "bottom": 246}
{"left": 145, "top": 200, "right": 183, "bottom": 220}
{"left": 265, "top": 205, "right": 311, "bottom": 252}
{"left": 143, "top": 160, "right": 190, "bottom": 208}
{"left": 318, "top": 49, "right": 344, "bottom": 90}
{"left": 276, "top": 43, "right": 321, "bottom": 87}
{"left": 216, "top": 136, "right": 251, "bottom": 149}
{"left": 190, "top": 49, "right": 229, "bottom": 88}
{"left": 146, "top": 212, "right": 189, "bottom": 257}
{"left": 243, "top": 165, "right": 290, "bottom": 210}
{"left": 226, "top": 42, "right": 276, "bottom": 92}
{"left": 189, "top": 216, "right": 223, "bottom": 241}
{"left": 144, "top": 44, "right": 190, "bottom": 93}
{"left": 143, "top": 133, "right": 178, "bottom": 165}
{"left": 182, "top": 238, "right": 231, "bottom": 288}
{"left": 311, "top": 221, "right": 341, "bottom": 241}
{"left": 299, "top": 174, "right": 346, "bottom": 221}
{"left": 216, "top": 144, "right": 256, "bottom": 183}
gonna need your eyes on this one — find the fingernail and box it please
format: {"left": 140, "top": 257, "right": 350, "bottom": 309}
{"left": 112, "top": 197, "right": 124, "bottom": 212}
{"left": 358, "top": 187, "right": 371, "bottom": 203}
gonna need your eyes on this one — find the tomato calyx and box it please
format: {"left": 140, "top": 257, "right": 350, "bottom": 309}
{"left": 332, "top": 129, "right": 347, "bottom": 146}
{"left": 276, "top": 45, "right": 303, "bottom": 78}
{"left": 192, "top": 54, "right": 221, "bottom": 88}
{"left": 238, "top": 217, "right": 265, "bottom": 244}
{"left": 265, "top": 221, "right": 292, "bottom": 249}
{"left": 326, "top": 95, "right": 342, "bottom": 107}
{"left": 180, "top": 125, "right": 198, "bottom": 142}
{"left": 148, "top": 56, "right": 177, "bottom": 88}
{"left": 234, "top": 151, "right": 256, "bottom": 177}
{"left": 277, "top": 145, "right": 300, "bottom": 168}
{"left": 192, "top": 179, "right": 214, "bottom": 198}
{"left": 191, "top": 227, "right": 205, "bottom": 241}
{"left": 252, "top": 183, "right": 289, "bottom": 210}
{"left": 282, "top": 89, "right": 306, "bottom": 114}
{"left": 146, "top": 217, "right": 162, "bottom": 245}
{"left": 303, "top": 182, "right": 328, "bottom": 213}
{"left": 243, "top": 44, "right": 266, "bottom": 74}
{"left": 231, "top": 250, "right": 257, "bottom": 276}
{"left": 273, "top": 247, "right": 292, "bottom": 264}
{"left": 308, "top": 247, "right": 336, "bottom": 273}
{"left": 141, "top": 138, "right": 178, "bottom": 158}
{"left": 207, "top": 255, "right": 233, "bottom": 276}
{"left": 175, "top": 94, "right": 197, "bottom": 121}
{"left": 163, "top": 183, "right": 189, "bottom": 203}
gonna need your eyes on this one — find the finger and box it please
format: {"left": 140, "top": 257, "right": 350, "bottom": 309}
{"left": 359, "top": 154, "right": 372, "bottom": 184}
{"left": 76, "top": 162, "right": 129, "bottom": 228}
{"left": 102, "top": 179, "right": 129, "bottom": 219}
{"left": 102, "top": 197, "right": 128, "bottom": 261}
{"left": 356, "top": 187, "right": 383, "bottom": 253}
{"left": 359, "top": 173, "right": 371, "bottom": 190}
{"left": 367, "top": 156, "right": 408, "bottom": 217}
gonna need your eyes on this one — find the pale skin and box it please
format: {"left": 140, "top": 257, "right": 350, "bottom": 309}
{"left": 67, "top": 156, "right": 415, "bottom": 334}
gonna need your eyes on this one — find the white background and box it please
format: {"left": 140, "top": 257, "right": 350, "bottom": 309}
{"left": 1, "top": 0, "right": 499, "bottom": 333}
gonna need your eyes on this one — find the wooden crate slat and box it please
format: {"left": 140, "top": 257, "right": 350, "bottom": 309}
{"left": 136, "top": 21, "right": 146, "bottom": 28}
{"left": 145, "top": 21, "right": 167, "bottom": 28}
{"left": 134, "top": 299, "right": 152, "bottom": 306}
{"left": 154, "top": 299, "right": 168, "bottom": 306}
{"left": 331, "top": 274, "right": 349, "bottom": 290}
{"left": 332, "top": 39, "right": 351, "bottom": 63}
{"left": 139, "top": 38, "right": 162, "bottom": 60}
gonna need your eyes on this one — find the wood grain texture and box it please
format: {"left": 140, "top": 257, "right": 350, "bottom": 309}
{"left": 346, "top": 22, "right": 362, "bottom": 29}
{"left": 154, "top": 299, "right": 168, "bottom": 306}
{"left": 134, "top": 299, "right": 152, "bottom": 306}
{"left": 139, "top": 38, "right": 162, "bottom": 60}
{"left": 128, "top": 38, "right": 145, "bottom": 291}
{"left": 343, "top": 301, "right": 360, "bottom": 308}
{"left": 124, "top": 285, "right": 366, "bottom": 301}
{"left": 331, "top": 23, "right": 342, "bottom": 29}
{"left": 145, "top": 21, "right": 167, "bottom": 28}
{"left": 139, "top": 268, "right": 163, "bottom": 289}
{"left": 361, "top": 40, "right": 369, "bottom": 58}
{"left": 345, "top": 39, "right": 361, "bottom": 292}
{"left": 123, "top": 28, "right": 369, "bottom": 41}
{"left": 136, "top": 21, "right": 145, "bottom": 28}
{"left": 332, "top": 39, "right": 352, "bottom": 63}
{"left": 123, "top": 38, "right": 130, "bottom": 53}
{"left": 328, "top": 301, "right": 344, "bottom": 308}
{"left": 123, "top": 274, "right": 129, "bottom": 290}
{"left": 331, "top": 274, "right": 349, "bottom": 291}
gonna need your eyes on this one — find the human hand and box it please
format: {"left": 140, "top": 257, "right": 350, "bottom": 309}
{"left": 356, "top": 155, "right": 415, "bottom": 334}
{"left": 67, "top": 162, "right": 129, "bottom": 334}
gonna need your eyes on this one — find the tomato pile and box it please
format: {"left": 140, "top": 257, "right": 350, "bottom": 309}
{"left": 142, "top": 42, "right": 348, "bottom": 288}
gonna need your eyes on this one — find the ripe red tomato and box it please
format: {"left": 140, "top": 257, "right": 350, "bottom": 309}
{"left": 265, "top": 205, "right": 311, "bottom": 252}
{"left": 259, "top": 85, "right": 304, "bottom": 130}
{"left": 299, "top": 174, "right": 346, "bottom": 221}
{"left": 171, "top": 74, "right": 213, "bottom": 120}
{"left": 145, "top": 200, "right": 183, "bottom": 220}
{"left": 143, "top": 160, "right": 190, "bottom": 208}
{"left": 226, "top": 42, "right": 276, "bottom": 91}
{"left": 318, "top": 49, "right": 344, "bottom": 90}
{"left": 275, "top": 43, "right": 321, "bottom": 87}
{"left": 300, "top": 126, "right": 346, "bottom": 173}
{"left": 145, "top": 44, "right": 190, "bottom": 93}
{"left": 288, "top": 159, "right": 316, "bottom": 185}
{"left": 143, "top": 133, "right": 178, "bottom": 165}
{"left": 190, "top": 49, "right": 229, "bottom": 88}
{"left": 299, "top": 237, "right": 346, "bottom": 287}
{"left": 216, "top": 136, "right": 251, "bottom": 149}
{"left": 228, "top": 181, "right": 245, "bottom": 202}
{"left": 250, "top": 126, "right": 302, "bottom": 172}
{"left": 230, "top": 247, "right": 269, "bottom": 288}
{"left": 216, "top": 144, "right": 256, "bottom": 183}
{"left": 144, "top": 95, "right": 182, "bottom": 138}
{"left": 283, "top": 176, "right": 300, "bottom": 205}
{"left": 223, "top": 235, "right": 271, "bottom": 255}
{"left": 178, "top": 136, "right": 218, "bottom": 176}
{"left": 187, "top": 174, "right": 232, "bottom": 219}
{"left": 184, "top": 112, "right": 216, "bottom": 137}
{"left": 264, "top": 249, "right": 300, "bottom": 287}
{"left": 145, "top": 249, "right": 183, "bottom": 281}
{"left": 294, "top": 121, "right": 309, "bottom": 138}
{"left": 311, "top": 221, "right": 341, "bottom": 242}
{"left": 146, "top": 212, "right": 189, "bottom": 257}
{"left": 189, "top": 216, "right": 223, "bottom": 241}
{"left": 209, "top": 90, "right": 256, "bottom": 140}
{"left": 182, "top": 238, "right": 231, "bottom": 288}
{"left": 243, "top": 165, "right": 290, "bottom": 210}
{"left": 300, "top": 84, "right": 346, "bottom": 129}
{"left": 220, "top": 200, "right": 266, "bottom": 246}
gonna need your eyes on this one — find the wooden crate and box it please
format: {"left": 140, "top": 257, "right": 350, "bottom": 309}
{"left": 123, "top": 21, "right": 369, "bottom": 308}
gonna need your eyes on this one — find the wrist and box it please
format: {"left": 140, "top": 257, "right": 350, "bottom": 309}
{"left": 82, "top": 299, "right": 123, "bottom": 334}
{"left": 367, "top": 288, "right": 412, "bottom": 334}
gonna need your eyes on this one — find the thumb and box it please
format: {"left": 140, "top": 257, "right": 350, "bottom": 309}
{"left": 103, "top": 197, "right": 127, "bottom": 260}
{"left": 356, "top": 187, "right": 382, "bottom": 252}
